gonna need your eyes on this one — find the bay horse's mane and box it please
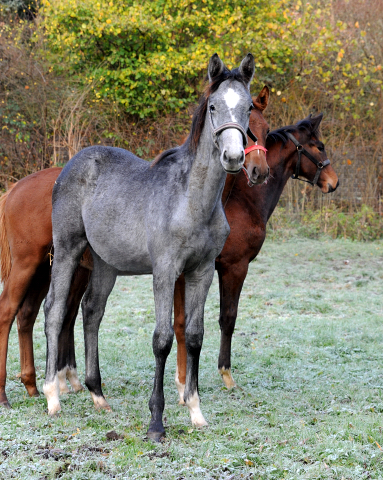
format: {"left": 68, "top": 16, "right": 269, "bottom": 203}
{"left": 151, "top": 66, "right": 249, "bottom": 168}
{"left": 266, "top": 117, "right": 320, "bottom": 149}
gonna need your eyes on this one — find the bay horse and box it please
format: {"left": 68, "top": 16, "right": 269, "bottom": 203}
{"left": 42, "top": 53, "right": 261, "bottom": 441}
{"left": 173, "top": 113, "right": 339, "bottom": 402}
{"left": 0, "top": 84, "right": 269, "bottom": 411}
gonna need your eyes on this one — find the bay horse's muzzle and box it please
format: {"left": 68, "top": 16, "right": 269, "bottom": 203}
{"left": 242, "top": 144, "right": 269, "bottom": 186}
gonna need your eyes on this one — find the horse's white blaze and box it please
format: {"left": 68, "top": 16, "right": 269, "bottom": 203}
{"left": 90, "top": 392, "right": 112, "bottom": 411}
{"left": 57, "top": 367, "right": 70, "bottom": 394}
{"left": 186, "top": 391, "right": 208, "bottom": 427}
{"left": 224, "top": 88, "right": 241, "bottom": 121}
{"left": 67, "top": 367, "right": 84, "bottom": 393}
{"left": 224, "top": 88, "right": 240, "bottom": 109}
{"left": 175, "top": 366, "right": 185, "bottom": 405}
{"left": 43, "top": 377, "right": 61, "bottom": 415}
{"left": 219, "top": 367, "right": 237, "bottom": 389}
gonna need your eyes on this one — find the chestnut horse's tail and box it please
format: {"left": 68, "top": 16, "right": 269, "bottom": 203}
{"left": 0, "top": 186, "right": 14, "bottom": 284}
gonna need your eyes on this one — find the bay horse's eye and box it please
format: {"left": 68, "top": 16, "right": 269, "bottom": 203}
{"left": 209, "top": 104, "right": 216, "bottom": 112}
{"left": 318, "top": 145, "right": 325, "bottom": 152}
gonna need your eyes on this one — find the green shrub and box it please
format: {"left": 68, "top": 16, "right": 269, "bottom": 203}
{"left": 40, "top": 0, "right": 294, "bottom": 117}
{"left": 40, "top": 0, "right": 382, "bottom": 119}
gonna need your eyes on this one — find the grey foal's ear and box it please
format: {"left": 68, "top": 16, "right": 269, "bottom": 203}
{"left": 239, "top": 53, "right": 255, "bottom": 90}
{"left": 208, "top": 53, "right": 225, "bottom": 82}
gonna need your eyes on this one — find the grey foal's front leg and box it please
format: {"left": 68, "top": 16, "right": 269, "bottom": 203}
{"left": 81, "top": 254, "right": 117, "bottom": 411}
{"left": 147, "top": 270, "right": 175, "bottom": 442}
{"left": 183, "top": 261, "right": 215, "bottom": 427}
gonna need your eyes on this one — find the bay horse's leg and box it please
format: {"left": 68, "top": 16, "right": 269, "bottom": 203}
{"left": 81, "top": 255, "right": 116, "bottom": 412}
{"left": 183, "top": 261, "right": 215, "bottom": 428}
{"left": 0, "top": 260, "right": 42, "bottom": 407}
{"left": 44, "top": 239, "right": 88, "bottom": 415}
{"left": 147, "top": 269, "right": 176, "bottom": 442}
{"left": 173, "top": 274, "right": 186, "bottom": 405}
{"left": 17, "top": 261, "right": 50, "bottom": 398}
{"left": 57, "top": 266, "right": 90, "bottom": 395}
{"left": 217, "top": 261, "right": 249, "bottom": 389}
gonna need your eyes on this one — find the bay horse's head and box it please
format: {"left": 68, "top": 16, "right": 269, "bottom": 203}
{"left": 205, "top": 53, "right": 255, "bottom": 175}
{"left": 269, "top": 114, "right": 339, "bottom": 193}
{"left": 241, "top": 86, "right": 270, "bottom": 185}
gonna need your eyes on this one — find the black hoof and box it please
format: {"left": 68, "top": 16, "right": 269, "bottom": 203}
{"left": 146, "top": 430, "right": 165, "bottom": 443}
{"left": 0, "top": 400, "right": 11, "bottom": 409}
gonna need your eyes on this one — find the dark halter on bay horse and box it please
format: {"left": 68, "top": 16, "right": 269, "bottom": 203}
{"left": 243, "top": 114, "right": 329, "bottom": 187}
{"left": 286, "top": 130, "right": 330, "bottom": 186}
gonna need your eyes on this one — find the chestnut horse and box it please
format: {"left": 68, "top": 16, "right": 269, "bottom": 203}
{"left": 173, "top": 113, "right": 339, "bottom": 402}
{"left": 0, "top": 170, "right": 91, "bottom": 407}
{"left": 0, "top": 86, "right": 270, "bottom": 408}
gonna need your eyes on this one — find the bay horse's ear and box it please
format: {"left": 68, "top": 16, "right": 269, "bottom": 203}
{"left": 208, "top": 53, "right": 225, "bottom": 82}
{"left": 310, "top": 112, "right": 324, "bottom": 133}
{"left": 239, "top": 53, "right": 255, "bottom": 90}
{"left": 253, "top": 86, "right": 269, "bottom": 111}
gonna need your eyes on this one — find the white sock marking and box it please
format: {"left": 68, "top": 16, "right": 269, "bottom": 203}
{"left": 90, "top": 392, "right": 112, "bottom": 411}
{"left": 67, "top": 367, "right": 84, "bottom": 393}
{"left": 43, "top": 377, "right": 61, "bottom": 415}
{"left": 185, "top": 391, "right": 208, "bottom": 427}
{"left": 58, "top": 367, "right": 70, "bottom": 394}
{"left": 175, "top": 366, "right": 185, "bottom": 405}
{"left": 219, "top": 367, "right": 237, "bottom": 389}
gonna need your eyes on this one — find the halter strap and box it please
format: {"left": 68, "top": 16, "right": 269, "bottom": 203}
{"left": 210, "top": 118, "right": 248, "bottom": 148}
{"left": 285, "top": 132, "right": 330, "bottom": 186}
{"left": 210, "top": 106, "right": 261, "bottom": 149}
{"left": 247, "top": 127, "right": 258, "bottom": 144}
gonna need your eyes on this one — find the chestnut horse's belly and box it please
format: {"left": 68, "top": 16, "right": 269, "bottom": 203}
{"left": 79, "top": 249, "right": 93, "bottom": 271}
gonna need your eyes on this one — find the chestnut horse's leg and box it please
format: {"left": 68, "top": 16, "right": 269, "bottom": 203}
{"left": 173, "top": 274, "right": 186, "bottom": 405}
{"left": 57, "top": 266, "right": 90, "bottom": 395}
{"left": 17, "top": 262, "right": 50, "bottom": 398}
{"left": 217, "top": 261, "right": 249, "bottom": 389}
{"left": 0, "top": 260, "right": 41, "bottom": 407}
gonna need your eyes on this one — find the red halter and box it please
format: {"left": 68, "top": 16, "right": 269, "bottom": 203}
{"left": 242, "top": 144, "right": 268, "bottom": 187}
{"left": 244, "top": 144, "right": 268, "bottom": 156}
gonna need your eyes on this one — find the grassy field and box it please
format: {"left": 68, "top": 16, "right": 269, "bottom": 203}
{"left": 1, "top": 237, "right": 383, "bottom": 479}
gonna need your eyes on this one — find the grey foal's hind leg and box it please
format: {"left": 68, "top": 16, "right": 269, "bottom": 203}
{"left": 81, "top": 253, "right": 116, "bottom": 411}
{"left": 57, "top": 266, "right": 90, "bottom": 395}
{"left": 44, "top": 239, "right": 88, "bottom": 415}
{"left": 147, "top": 269, "right": 176, "bottom": 442}
{"left": 183, "top": 261, "right": 215, "bottom": 427}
